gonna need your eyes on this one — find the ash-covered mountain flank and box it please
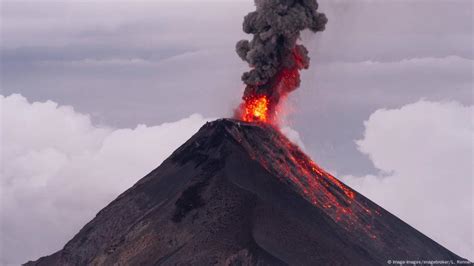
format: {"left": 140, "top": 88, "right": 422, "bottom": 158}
{"left": 26, "top": 119, "right": 463, "bottom": 265}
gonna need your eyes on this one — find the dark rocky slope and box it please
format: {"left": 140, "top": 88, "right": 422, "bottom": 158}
{"left": 26, "top": 119, "right": 463, "bottom": 265}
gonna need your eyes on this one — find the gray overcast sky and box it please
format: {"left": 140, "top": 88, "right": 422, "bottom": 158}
{"left": 1, "top": 0, "right": 473, "bottom": 264}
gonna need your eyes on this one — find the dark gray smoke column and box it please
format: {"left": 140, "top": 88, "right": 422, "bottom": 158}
{"left": 236, "top": 0, "right": 327, "bottom": 122}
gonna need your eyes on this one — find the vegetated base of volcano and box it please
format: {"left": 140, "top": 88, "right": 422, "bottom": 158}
{"left": 26, "top": 119, "right": 464, "bottom": 265}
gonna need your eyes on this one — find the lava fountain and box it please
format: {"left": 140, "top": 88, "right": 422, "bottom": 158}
{"left": 234, "top": 0, "right": 327, "bottom": 125}
{"left": 241, "top": 94, "right": 270, "bottom": 123}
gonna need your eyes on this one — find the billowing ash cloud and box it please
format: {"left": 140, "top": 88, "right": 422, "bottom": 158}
{"left": 236, "top": 0, "right": 327, "bottom": 109}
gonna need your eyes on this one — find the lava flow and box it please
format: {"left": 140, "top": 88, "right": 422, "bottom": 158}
{"left": 229, "top": 122, "right": 380, "bottom": 239}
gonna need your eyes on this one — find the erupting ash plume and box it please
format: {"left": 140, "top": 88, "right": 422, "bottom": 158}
{"left": 235, "top": 0, "right": 327, "bottom": 124}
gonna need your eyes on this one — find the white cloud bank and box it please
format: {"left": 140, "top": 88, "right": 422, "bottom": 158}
{"left": 342, "top": 100, "right": 473, "bottom": 260}
{"left": 0, "top": 94, "right": 212, "bottom": 265}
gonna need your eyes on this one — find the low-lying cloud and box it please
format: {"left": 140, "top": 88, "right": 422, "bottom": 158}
{"left": 342, "top": 100, "right": 473, "bottom": 260}
{"left": 0, "top": 94, "right": 212, "bottom": 265}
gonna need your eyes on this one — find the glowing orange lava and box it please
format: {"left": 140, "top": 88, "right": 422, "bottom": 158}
{"left": 233, "top": 123, "right": 381, "bottom": 239}
{"left": 241, "top": 95, "right": 270, "bottom": 123}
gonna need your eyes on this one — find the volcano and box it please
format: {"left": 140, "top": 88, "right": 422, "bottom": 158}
{"left": 26, "top": 119, "right": 463, "bottom": 265}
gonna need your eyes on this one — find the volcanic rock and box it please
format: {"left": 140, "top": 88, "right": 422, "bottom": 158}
{"left": 25, "top": 119, "right": 464, "bottom": 265}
